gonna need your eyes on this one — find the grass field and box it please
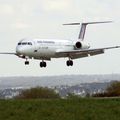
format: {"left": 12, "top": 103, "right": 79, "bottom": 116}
{"left": 0, "top": 98, "right": 120, "bottom": 120}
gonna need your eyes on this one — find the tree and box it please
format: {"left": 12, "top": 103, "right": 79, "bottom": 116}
{"left": 93, "top": 81, "right": 120, "bottom": 97}
{"left": 106, "top": 81, "right": 120, "bottom": 97}
{"left": 15, "top": 87, "right": 60, "bottom": 99}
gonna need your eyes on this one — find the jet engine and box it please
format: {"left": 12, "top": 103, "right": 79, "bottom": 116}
{"left": 74, "top": 41, "right": 90, "bottom": 49}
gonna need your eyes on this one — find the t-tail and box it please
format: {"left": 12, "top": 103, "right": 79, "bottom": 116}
{"left": 63, "top": 21, "right": 112, "bottom": 41}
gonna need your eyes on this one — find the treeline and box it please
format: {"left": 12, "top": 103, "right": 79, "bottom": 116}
{"left": 93, "top": 81, "right": 120, "bottom": 97}
{"left": 14, "top": 81, "right": 120, "bottom": 99}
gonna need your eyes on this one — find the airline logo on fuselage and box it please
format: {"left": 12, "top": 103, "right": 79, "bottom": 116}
{"left": 37, "top": 41, "right": 55, "bottom": 44}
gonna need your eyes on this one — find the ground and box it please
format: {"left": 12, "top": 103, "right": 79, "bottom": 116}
{"left": 0, "top": 98, "right": 120, "bottom": 120}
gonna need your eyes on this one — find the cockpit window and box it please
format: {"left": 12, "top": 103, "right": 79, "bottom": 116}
{"left": 28, "top": 42, "right": 32, "bottom": 45}
{"left": 18, "top": 42, "right": 32, "bottom": 45}
{"left": 18, "top": 43, "right": 21, "bottom": 45}
{"left": 22, "top": 42, "right": 27, "bottom": 45}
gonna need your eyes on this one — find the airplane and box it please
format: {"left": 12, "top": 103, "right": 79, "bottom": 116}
{"left": 0, "top": 21, "right": 120, "bottom": 68}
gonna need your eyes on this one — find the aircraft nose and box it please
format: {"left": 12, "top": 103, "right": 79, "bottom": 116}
{"left": 16, "top": 47, "right": 24, "bottom": 54}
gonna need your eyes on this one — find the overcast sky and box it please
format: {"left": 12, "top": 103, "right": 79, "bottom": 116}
{"left": 0, "top": 0, "right": 120, "bottom": 76}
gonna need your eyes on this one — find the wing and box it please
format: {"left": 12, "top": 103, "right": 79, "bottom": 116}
{"left": 56, "top": 46, "right": 120, "bottom": 59}
{"left": 0, "top": 52, "right": 17, "bottom": 55}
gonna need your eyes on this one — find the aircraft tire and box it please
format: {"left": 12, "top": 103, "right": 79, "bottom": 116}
{"left": 66, "top": 60, "right": 73, "bottom": 66}
{"left": 43, "top": 62, "right": 47, "bottom": 67}
{"left": 25, "top": 61, "right": 29, "bottom": 65}
{"left": 40, "top": 62, "right": 47, "bottom": 67}
{"left": 70, "top": 60, "right": 73, "bottom": 66}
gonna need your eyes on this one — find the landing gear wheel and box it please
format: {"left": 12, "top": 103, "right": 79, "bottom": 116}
{"left": 43, "top": 62, "right": 47, "bottom": 67}
{"left": 40, "top": 62, "right": 43, "bottom": 67}
{"left": 67, "top": 60, "right": 70, "bottom": 66}
{"left": 66, "top": 60, "right": 73, "bottom": 66}
{"left": 25, "top": 61, "right": 29, "bottom": 65}
{"left": 40, "top": 61, "right": 47, "bottom": 68}
{"left": 70, "top": 60, "right": 73, "bottom": 66}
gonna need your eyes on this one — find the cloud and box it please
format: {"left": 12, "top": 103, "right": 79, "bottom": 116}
{"left": 12, "top": 21, "right": 30, "bottom": 29}
{"left": 41, "top": 0, "right": 73, "bottom": 12}
{"left": 0, "top": 4, "right": 14, "bottom": 15}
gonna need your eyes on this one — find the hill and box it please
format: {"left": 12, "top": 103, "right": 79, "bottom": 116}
{"left": 0, "top": 98, "right": 120, "bottom": 120}
{"left": 0, "top": 74, "right": 120, "bottom": 89}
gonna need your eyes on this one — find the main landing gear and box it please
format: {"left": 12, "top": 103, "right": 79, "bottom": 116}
{"left": 24, "top": 59, "right": 47, "bottom": 68}
{"left": 25, "top": 60, "right": 29, "bottom": 65}
{"left": 40, "top": 61, "right": 47, "bottom": 68}
{"left": 66, "top": 60, "right": 73, "bottom": 66}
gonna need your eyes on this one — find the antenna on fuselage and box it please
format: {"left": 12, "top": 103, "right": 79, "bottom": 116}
{"left": 63, "top": 21, "right": 112, "bottom": 41}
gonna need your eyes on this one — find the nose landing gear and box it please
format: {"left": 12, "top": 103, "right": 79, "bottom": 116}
{"left": 25, "top": 61, "right": 29, "bottom": 65}
{"left": 25, "top": 58, "right": 29, "bottom": 65}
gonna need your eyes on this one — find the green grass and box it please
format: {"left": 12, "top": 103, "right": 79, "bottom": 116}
{"left": 0, "top": 98, "right": 120, "bottom": 120}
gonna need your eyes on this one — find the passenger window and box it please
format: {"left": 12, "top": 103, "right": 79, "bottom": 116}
{"left": 22, "top": 42, "right": 27, "bottom": 45}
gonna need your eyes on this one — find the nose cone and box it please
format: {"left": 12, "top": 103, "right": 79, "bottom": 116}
{"left": 16, "top": 46, "right": 24, "bottom": 54}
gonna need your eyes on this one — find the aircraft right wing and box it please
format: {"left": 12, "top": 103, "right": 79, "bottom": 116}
{"left": 0, "top": 52, "right": 16, "bottom": 55}
{"left": 56, "top": 46, "right": 120, "bottom": 59}
{"left": 0, "top": 52, "right": 20, "bottom": 57}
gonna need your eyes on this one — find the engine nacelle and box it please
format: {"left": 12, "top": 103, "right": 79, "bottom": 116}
{"left": 74, "top": 41, "right": 90, "bottom": 49}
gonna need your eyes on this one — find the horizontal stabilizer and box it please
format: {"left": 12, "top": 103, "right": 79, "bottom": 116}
{"left": 63, "top": 21, "right": 112, "bottom": 26}
{"left": 63, "top": 23, "right": 80, "bottom": 25}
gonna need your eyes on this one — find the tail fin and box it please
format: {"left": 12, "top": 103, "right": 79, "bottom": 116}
{"left": 63, "top": 21, "right": 112, "bottom": 41}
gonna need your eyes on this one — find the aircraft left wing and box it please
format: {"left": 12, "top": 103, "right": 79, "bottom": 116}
{"left": 56, "top": 46, "right": 120, "bottom": 59}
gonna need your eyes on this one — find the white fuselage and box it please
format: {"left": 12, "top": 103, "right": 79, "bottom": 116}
{"left": 16, "top": 38, "right": 80, "bottom": 60}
